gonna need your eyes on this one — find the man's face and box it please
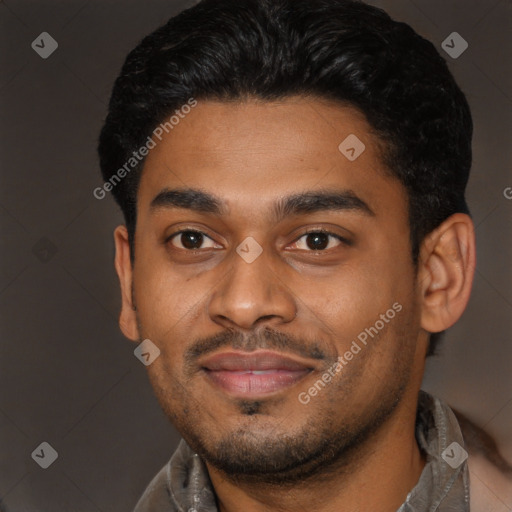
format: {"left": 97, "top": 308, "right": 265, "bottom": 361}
{"left": 127, "top": 97, "right": 425, "bottom": 482}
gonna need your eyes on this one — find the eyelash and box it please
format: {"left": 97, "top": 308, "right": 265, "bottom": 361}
{"left": 166, "top": 228, "right": 350, "bottom": 252}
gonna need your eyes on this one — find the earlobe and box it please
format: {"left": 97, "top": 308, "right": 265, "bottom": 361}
{"left": 418, "top": 213, "right": 476, "bottom": 335}
{"left": 113, "top": 225, "right": 140, "bottom": 342}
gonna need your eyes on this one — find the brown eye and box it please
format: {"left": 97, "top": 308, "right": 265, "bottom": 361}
{"left": 305, "top": 232, "right": 329, "bottom": 250}
{"left": 168, "top": 230, "right": 217, "bottom": 250}
{"left": 292, "top": 231, "right": 347, "bottom": 251}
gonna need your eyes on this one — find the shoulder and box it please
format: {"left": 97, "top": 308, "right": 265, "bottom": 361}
{"left": 133, "top": 463, "right": 175, "bottom": 512}
{"left": 452, "top": 407, "right": 512, "bottom": 512}
{"left": 468, "top": 453, "right": 512, "bottom": 512}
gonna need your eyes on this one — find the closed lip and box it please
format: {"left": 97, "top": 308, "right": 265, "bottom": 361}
{"left": 200, "top": 350, "right": 314, "bottom": 371}
{"left": 199, "top": 350, "right": 315, "bottom": 398}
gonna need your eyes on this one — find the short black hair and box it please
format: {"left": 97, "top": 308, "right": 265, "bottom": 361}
{"left": 97, "top": 0, "right": 473, "bottom": 356}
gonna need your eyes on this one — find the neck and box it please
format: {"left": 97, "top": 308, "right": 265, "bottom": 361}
{"left": 206, "top": 390, "right": 426, "bottom": 512}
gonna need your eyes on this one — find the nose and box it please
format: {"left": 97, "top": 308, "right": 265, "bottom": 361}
{"left": 207, "top": 244, "right": 297, "bottom": 331}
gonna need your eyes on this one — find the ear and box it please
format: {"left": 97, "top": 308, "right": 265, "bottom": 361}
{"left": 417, "top": 213, "right": 476, "bottom": 334}
{"left": 113, "top": 225, "right": 140, "bottom": 342}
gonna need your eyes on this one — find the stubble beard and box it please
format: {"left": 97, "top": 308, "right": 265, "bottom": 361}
{"left": 141, "top": 304, "right": 418, "bottom": 487}
{"left": 159, "top": 346, "right": 413, "bottom": 487}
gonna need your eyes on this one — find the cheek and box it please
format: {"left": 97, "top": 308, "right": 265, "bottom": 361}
{"left": 297, "top": 260, "right": 408, "bottom": 336}
{"left": 306, "top": 262, "right": 415, "bottom": 370}
{"left": 132, "top": 258, "right": 205, "bottom": 348}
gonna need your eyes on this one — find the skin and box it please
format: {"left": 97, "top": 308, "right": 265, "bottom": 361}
{"left": 113, "top": 97, "right": 476, "bottom": 512}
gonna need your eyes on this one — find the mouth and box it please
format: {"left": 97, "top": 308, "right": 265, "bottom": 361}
{"left": 199, "top": 350, "right": 314, "bottom": 398}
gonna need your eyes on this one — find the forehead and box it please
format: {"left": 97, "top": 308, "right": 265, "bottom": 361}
{"left": 137, "top": 97, "right": 405, "bottom": 222}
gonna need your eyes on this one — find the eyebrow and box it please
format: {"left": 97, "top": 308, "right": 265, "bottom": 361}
{"left": 150, "top": 187, "right": 375, "bottom": 221}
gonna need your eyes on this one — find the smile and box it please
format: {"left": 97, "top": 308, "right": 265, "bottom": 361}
{"left": 200, "top": 350, "right": 314, "bottom": 398}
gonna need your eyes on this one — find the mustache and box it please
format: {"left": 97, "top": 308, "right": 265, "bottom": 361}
{"left": 184, "top": 326, "right": 328, "bottom": 368}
